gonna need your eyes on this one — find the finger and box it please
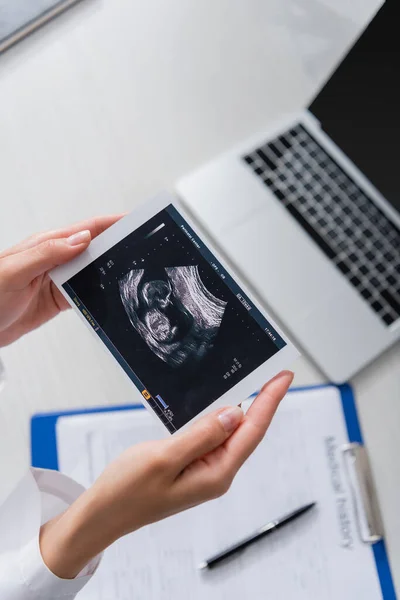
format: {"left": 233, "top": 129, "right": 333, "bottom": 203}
{"left": 0, "top": 232, "right": 91, "bottom": 289}
{"left": 223, "top": 370, "right": 294, "bottom": 471}
{"left": 0, "top": 214, "right": 125, "bottom": 259}
{"left": 50, "top": 281, "right": 71, "bottom": 311}
{"left": 170, "top": 372, "right": 293, "bottom": 507}
{"left": 170, "top": 405, "right": 244, "bottom": 468}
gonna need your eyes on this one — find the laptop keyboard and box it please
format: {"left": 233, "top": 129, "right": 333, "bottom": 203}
{"left": 243, "top": 124, "right": 400, "bottom": 327}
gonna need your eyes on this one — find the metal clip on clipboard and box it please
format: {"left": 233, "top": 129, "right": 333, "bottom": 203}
{"left": 342, "top": 442, "right": 384, "bottom": 544}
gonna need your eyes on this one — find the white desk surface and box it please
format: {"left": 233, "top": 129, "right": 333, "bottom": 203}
{"left": 0, "top": 0, "right": 398, "bottom": 592}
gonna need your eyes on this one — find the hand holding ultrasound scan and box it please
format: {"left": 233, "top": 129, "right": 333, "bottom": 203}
{"left": 54, "top": 195, "right": 298, "bottom": 433}
{"left": 0, "top": 196, "right": 296, "bottom": 596}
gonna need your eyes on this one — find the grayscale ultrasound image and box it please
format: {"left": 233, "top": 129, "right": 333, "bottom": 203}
{"left": 119, "top": 266, "right": 227, "bottom": 368}
{"left": 64, "top": 206, "right": 282, "bottom": 431}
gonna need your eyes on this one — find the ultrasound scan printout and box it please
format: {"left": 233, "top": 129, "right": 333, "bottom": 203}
{"left": 61, "top": 203, "right": 292, "bottom": 432}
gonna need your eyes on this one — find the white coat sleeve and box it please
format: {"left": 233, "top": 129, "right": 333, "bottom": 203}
{"left": 0, "top": 468, "right": 102, "bottom": 599}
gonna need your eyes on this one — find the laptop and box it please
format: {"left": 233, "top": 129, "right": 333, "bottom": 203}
{"left": 0, "top": 0, "right": 82, "bottom": 54}
{"left": 176, "top": 0, "right": 399, "bottom": 383}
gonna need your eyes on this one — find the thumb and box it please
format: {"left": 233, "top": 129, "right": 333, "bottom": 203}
{"left": 171, "top": 406, "right": 244, "bottom": 467}
{"left": 1, "top": 230, "right": 91, "bottom": 289}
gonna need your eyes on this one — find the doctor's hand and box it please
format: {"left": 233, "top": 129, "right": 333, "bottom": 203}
{"left": 40, "top": 370, "right": 294, "bottom": 580}
{"left": 0, "top": 215, "right": 123, "bottom": 347}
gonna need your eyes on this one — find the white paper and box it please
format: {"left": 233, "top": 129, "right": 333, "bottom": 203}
{"left": 57, "top": 387, "right": 384, "bottom": 599}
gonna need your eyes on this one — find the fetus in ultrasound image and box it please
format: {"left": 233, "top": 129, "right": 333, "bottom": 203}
{"left": 119, "top": 265, "right": 227, "bottom": 368}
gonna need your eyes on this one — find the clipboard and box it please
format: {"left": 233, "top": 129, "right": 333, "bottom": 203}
{"left": 31, "top": 403, "right": 141, "bottom": 471}
{"left": 31, "top": 384, "right": 397, "bottom": 599}
{"left": 333, "top": 384, "right": 396, "bottom": 599}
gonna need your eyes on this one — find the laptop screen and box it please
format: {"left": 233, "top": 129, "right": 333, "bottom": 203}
{"left": 309, "top": 1, "right": 399, "bottom": 214}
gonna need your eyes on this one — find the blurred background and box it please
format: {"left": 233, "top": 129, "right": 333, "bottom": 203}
{"left": 0, "top": 1, "right": 398, "bottom": 585}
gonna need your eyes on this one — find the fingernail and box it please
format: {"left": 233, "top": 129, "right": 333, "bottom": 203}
{"left": 263, "top": 370, "right": 294, "bottom": 389}
{"left": 67, "top": 230, "right": 91, "bottom": 246}
{"left": 277, "top": 370, "right": 295, "bottom": 384}
{"left": 218, "top": 406, "right": 244, "bottom": 433}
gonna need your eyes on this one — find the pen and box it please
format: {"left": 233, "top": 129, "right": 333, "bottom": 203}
{"left": 199, "top": 502, "right": 316, "bottom": 570}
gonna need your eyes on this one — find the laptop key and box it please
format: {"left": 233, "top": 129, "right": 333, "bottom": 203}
{"left": 381, "top": 290, "right": 400, "bottom": 317}
{"left": 361, "top": 288, "right": 372, "bottom": 300}
{"left": 382, "top": 313, "right": 395, "bottom": 325}
{"left": 371, "top": 300, "right": 384, "bottom": 313}
{"left": 336, "top": 260, "right": 351, "bottom": 275}
{"left": 256, "top": 149, "right": 276, "bottom": 170}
